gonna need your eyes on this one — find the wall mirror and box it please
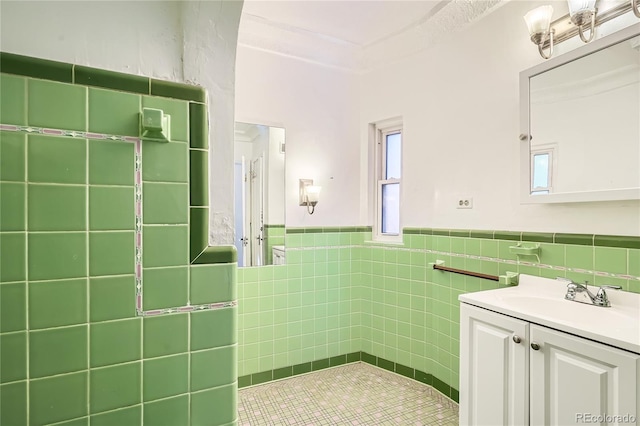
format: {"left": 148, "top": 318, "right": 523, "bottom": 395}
{"left": 520, "top": 23, "right": 640, "bottom": 203}
{"left": 234, "top": 122, "right": 286, "bottom": 267}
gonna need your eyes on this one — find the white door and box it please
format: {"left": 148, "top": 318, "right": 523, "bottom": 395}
{"left": 529, "top": 324, "right": 640, "bottom": 426}
{"left": 460, "top": 304, "right": 529, "bottom": 426}
{"left": 233, "top": 161, "right": 247, "bottom": 266}
{"left": 250, "top": 156, "right": 264, "bottom": 266}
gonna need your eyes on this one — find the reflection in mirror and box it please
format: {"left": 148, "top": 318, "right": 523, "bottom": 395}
{"left": 528, "top": 34, "right": 640, "bottom": 196}
{"left": 234, "top": 122, "right": 285, "bottom": 267}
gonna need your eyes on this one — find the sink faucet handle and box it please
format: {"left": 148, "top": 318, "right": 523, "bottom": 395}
{"left": 598, "top": 284, "right": 622, "bottom": 291}
{"left": 594, "top": 285, "right": 622, "bottom": 307}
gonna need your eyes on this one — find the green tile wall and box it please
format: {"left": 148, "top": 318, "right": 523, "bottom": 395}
{"left": 0, "top": 53, "right": 237, "bottom": 426}
{"left": 237, "top": 227, "right": 640, "bottom": 402}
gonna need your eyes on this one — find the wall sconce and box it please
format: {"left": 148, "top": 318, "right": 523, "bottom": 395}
{"left": 525, "top": 0, "right": 640, "bottom": 59}
{"left": 299, "top": 179, "right": 321, "bottom": 215}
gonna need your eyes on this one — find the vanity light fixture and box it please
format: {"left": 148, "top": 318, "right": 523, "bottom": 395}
{"left": 525, "top": 0, "right": 640, "bottom": 59}
{"left": 299, "top": 179, "right": 321, "bottom": 215}
{"left": 524, "top": 5, "right": 556, "bottom": 59}
{"left": 568, "top": 0, "right": 597, "bottom": 42}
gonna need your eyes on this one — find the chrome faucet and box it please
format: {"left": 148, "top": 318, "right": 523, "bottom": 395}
{"left": 559, "top": 278, "right": 622, "bottom": 307}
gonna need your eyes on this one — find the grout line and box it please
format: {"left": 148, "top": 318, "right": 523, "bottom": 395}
{"left": 24, "top": 125, "right": 30, "bottom": 426}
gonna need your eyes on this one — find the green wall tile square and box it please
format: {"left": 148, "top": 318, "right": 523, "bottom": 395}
{"left": 1, "top": 74, "right": 27, "bottom": 125}
{"left": 29, "top": 279, "right": 87, "bottom": 329}
{"left": 29, "top": 372, "right": 87, "bottom": 426}
{"left": 629, "top": 249, "right": 640, "bottom": 276}
{"left": 90, "top": 362, "right": 141, "bottom": 414}
{"left": 28, "top": 79, "right": 86, "bottom": 131}
{"left": 191, "top": 307, "right": 237, "bottom": 351}
{"left": 143, "top": 183, "right": 188, "bottom": 224}
{"left": 143, "top": 395, "right": 188, "bottom": 426}
{"left": 28, "top": 184, "right": 86, "bottom": 231}
{"left": 90, "top": 318, "right": 141, "bottom": 367}
{"left": 89, "top": 140, "right": 135, "bottom": 186}
{"left": 1, "top": 52, "right": 73, "bottom": 83}
{"left": 143, "top": 225, "right": 188, "bottom": 267}
{"left": 190, "top": 264, "right": 236, "bottom": 305}
{"left": 142, "top": 266, "right": 188, "bottom": 310}
{"left": 89, "top": 275, "right": 136, "bottom": 322}
{"left": 0, "top": 131, "right": 26, "bottom": 181}
{"left": 142, "top": 96, "right": 188, "bottom": 142}
{"left": 1, "top": 282, "right": 26, "bottom": 332}
{"left": 143, "top": 354, "right": 188, "bottom": 401}
{"left": 0, "top": 182, "right": 25, "bottom": 231}
{"left": 0, "top": 332, "right": 27, "bottom": 383}
{"left": 189, "top": 150, "right": 208, "bottom": 206}
{"left": 1, "top": 381, "right": 27, "bottom": 426}
{"left": 190, "top": 346, "right": 236, "bottom": 391}
{"left": 1, "top": 233, "right": 25, "bottom": 282}
{"left": 565, "top": 245, "right": 594, "bottom": 270}
{"left": 88, "top": 88, "right": 140, "bottom": 136}
{"left": 29, "top": 325, "right": 87, "bottom": 378}
{"left": 189, "top": 103, "right": 208, "bottom": 149}
{"left": 75, "top": 66, "right": 150, "bottom": 94}
{"left": 89, "top": 231, "right": 135, "bottom": 276}
{"left": 143, "top": 313, "right": 188, "bottom": 358}
{"left": 28, "top": 232, "right": 86, "bottom": 280}
{"left": 89, "top": 186, "right": 135, "bottom": 230}
{"left": 142, "top": 141, "right": 188, "bottom": 182}
{"left": 594, "top": 247, "right": 627, "bottom": 275}
{"left": 28, "top": 135, "right": 86, "bottom": 184}
{"left": 90, "top": 405, "right": 141, "bottom": 426}
{"left": 150, "top": 79, "right": 206, "bottom": 103}
{"left": 190, "top": 383, "right": 236, "bottom": 426}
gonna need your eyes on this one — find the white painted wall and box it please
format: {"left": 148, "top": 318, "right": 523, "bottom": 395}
{"left": 235, "top": 45, "right": 361, "bottom": 227}
{"left": 359, "top": 0, "right": 640, "bottom": 236}
{"left": 1, "top": 0, "right": 243, "bottom": 245}
{"left": 268, "top": 127, "right": 285, "bottom": 224}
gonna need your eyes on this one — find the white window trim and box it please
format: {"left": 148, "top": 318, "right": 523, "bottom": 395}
{"left": 530, "top": 143, "right": 557, "bottom": 194}
{"left": 373, "top": 119, "right": 403, "bottom": 243}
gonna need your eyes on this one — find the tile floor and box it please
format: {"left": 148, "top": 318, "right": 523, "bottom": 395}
{"left": 238, "top": 363, "right": 459, "bottom": 425}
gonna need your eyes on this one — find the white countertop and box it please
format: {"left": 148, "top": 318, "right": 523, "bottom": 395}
{"left": 459, "top": 274, "right": 640, "bottom": 354}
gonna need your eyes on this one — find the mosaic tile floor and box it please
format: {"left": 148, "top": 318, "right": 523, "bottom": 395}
{"left": 238, "top": 363, "right": 459, "bottom": 425}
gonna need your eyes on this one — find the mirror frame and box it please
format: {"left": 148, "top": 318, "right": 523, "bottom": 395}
{"left": 233, "top": 121, "right": 287, "bottom": 267}
{"left": 519, "top": 23, "right": 640, "bottom": 204}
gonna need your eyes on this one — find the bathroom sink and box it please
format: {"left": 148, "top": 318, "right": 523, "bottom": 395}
{"left": 459, "top": 274, "right": 640, "bottom": 354}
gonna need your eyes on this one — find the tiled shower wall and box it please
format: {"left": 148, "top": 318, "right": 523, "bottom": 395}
{"left": 237, "top": 227, "right": 640, "bottom": 400}
{"left": 0, "top": 53, "right": 237, "bottom": 426}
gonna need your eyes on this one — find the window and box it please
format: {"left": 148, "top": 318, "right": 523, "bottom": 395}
{"left": 374, "top": 120, "right": 402, "bottom": 241}
{"left": 531, "top": 145, "right": 555, "bottom": 195}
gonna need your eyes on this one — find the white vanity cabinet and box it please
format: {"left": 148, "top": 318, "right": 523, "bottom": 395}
{"left": 460, "top": 303, "right": 640, "bottom": 426}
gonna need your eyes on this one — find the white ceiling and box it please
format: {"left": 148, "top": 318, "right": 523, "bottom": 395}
{"left": 238, "top": 0, "right": 507, "bottom": 72}
{"left": 240, "top": 0, "right": 449, "bottom": 47}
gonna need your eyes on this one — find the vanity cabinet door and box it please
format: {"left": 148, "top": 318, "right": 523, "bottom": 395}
{"left": 529, "top": 324, "right": 640, "bottom": 426}
{"left": 460, "top": 304, "right": 529, "bottom": 426}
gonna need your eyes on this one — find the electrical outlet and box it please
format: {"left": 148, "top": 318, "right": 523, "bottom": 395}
{"left": 457, "top": 198, "right": 473, "bottom": 209}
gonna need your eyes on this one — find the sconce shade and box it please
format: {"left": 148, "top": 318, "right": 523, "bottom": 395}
{"left": 568, "top": 0, "right": 597, "bottom": 17}
{"left": 524, "top": 5, "right": 554, "bottom": 35}
{"left": 305, "top": 185, "right": 321, "bottom": 203}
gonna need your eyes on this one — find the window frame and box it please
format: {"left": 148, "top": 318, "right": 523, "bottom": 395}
{"left": 373, "top": 120, "right": 403, "bottom": 243}
{"left": 530, "top": 143, "right": 556, "bottom": 195}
